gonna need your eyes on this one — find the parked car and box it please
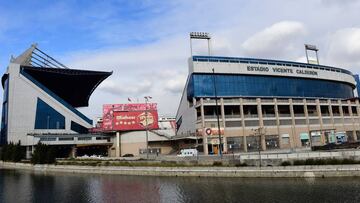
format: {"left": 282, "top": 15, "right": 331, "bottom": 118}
{"left": 177, "top": 149, "right": 198, "bottom": 157}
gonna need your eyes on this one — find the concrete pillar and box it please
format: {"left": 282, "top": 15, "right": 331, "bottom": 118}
{"left": 274, "top": 98, "right": 281, "bottom": 148}
{"left": 339, "top": 100, "right": 345, "bottom": 131}
{"left": 220, "top": 98, "right": 227, "bottom": 152}
{"left": 289, "top": 98, "right": 296, "bottom": 148}
{"left": 261, "top": 134, "right": 266, "bottom": 151}
{"left": 240, "top": 98, "right": 247, "bottom": 152}
{"left": 203, "top": 136, "right": 208, "bottom": 155}
{"left": 329, "top": 99, "right": 335, "bottom": 129}
{"left": 70, "top": 146, "right": 77, "bottom": 158}
{"left": 222, "top": 136, "right": 227, "bottom": 153}
{"left": 316, "top": 99, "right": 325, "bottom": 144}
{"left": 26, "top": 146, "right": 32, "bottom": 159}
{"left": 356, "top": 99, "right": 360, "bottom": 118}
{"left": 115, "top": 131, "right": 120, "bottom": 157}
{"left": 348, "top": 100, "right": 357, "bottom": 141}
{"left": 257, "top": 98, "right": 266, "bottom": 151}
{"left": 304, "top": 99, "right": 310, "bottom": 136}
{"left": 192, "top": 97, "right": 197, "bottom": 106}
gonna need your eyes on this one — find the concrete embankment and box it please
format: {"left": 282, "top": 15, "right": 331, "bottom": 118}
{"left": 2, "top": 161, "right": 360, "bottom": 178}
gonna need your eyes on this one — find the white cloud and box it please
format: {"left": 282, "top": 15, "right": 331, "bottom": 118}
{"left": 99, "top": 79, "right": 153, "bottom": 96}
{"left": 53, "top": 1, "right": 360, "bottom": 121}
{"left": 67, "top": 35, "right": 189, "bottom": 119}
{"left": 163, "top": 74, "right": 187, "bottom": 94}
{"left": 326, "top": 27, "right": 360, "bottom": 71}
{"left": 242, "top": 21, "right": 307, "bottom": 59}
{"left": 321, "top": 0, "right": 360, "bottom": 7}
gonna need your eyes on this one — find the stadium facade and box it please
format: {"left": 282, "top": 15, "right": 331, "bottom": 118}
{"left": 0, "top": 45, "right": 112, "bottom": 156}
{"left": 176, "top": 55, "right": 360, "bottom": 155}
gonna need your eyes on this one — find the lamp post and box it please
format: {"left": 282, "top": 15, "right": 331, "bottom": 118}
{"left": 144, "top": 96, "right": 152, "bottom": 159}
{"left": 212, "top": 68, "right": 222, "bottom": 158}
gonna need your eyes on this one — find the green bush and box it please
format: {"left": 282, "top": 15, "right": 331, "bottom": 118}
{"left": 315, "top": 159, "right": 326, "bottom": 165}
{"left": 305, "top": 158, "right": 315, "bottom": 165}
{"left": 0, "top": 142, "right": 25, "bottom": 162}
{"left": 325, "top": 158, "right": 341, "bottom": 165}
{"left": 293, "top": 160, "right": 305, "bottom": 165}
{"left": 213, "top": 161, "right": 222, "bottom": 166}
{"left": 235, "top": 162, "right": 248, "bottom": 167}
{"left": 281, "top": 161, "right": 291, "bottom": 166}
{"left": 31, "top": 142, "right": 56, "bottom": 164}
{"left": 291, "top": 158, "right": 360, "bottom": 166}
{"left": 341, "top": 158, "right": 357, "bottom": 165}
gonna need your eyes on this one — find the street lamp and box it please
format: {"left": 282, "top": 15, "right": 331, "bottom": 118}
{"left": 144, "top": 96, "right": 152, "bottom": 159}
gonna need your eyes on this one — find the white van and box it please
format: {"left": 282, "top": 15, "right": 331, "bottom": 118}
{"left": 177, "top": 149, "right": 198, "bottom": 157}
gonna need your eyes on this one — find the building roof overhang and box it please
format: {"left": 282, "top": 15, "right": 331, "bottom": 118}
{"left": 20, "top": 65, "right": 112, "bottom": 107}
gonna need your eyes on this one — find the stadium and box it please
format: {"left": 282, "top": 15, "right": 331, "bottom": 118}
{"left": 0, "top": 44, "right": 176, "bottom": 158}
{"left": 0, "top": 44, "right": 114, "bottom": 157}
{"left": 176, "top": 43, "right": 360, "bottom": 155}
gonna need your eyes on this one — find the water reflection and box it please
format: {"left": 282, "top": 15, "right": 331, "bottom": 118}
{"left": 1, "top": 169, "right": 360, "bottom": 203}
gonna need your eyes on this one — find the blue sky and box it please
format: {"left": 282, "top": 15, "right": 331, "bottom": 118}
{"left": 0, "top": 1, "right": 174, "bottom": 65}
{"left": 1, "top": 0, "right": 360, "bottom": 120}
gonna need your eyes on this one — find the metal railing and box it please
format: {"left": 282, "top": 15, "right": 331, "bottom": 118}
{"left": 223, "top": 99, "right": 240, "bottom": 103}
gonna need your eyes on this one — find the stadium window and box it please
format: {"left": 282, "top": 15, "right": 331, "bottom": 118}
{"left": 34, "top": 98, "right": 65, "bottom": 129}
{"left": 71, "top": 121, "right": 89, "bottom": 134}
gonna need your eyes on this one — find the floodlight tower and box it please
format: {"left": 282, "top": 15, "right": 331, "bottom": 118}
{"left": 190, "top": 32, "right": 222, "bottom": 158}
{"left": 305, "top": 44, "right": 320, "bottom": 65}
{"left": 190, "top": 32, "right": 212, "bottom": 56}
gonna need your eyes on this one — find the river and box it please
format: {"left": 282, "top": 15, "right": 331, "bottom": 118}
{"left": 1, "top": 169, "right": 360, "bottom": 203}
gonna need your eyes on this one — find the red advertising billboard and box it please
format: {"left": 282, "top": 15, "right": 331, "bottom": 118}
{"left": 102, "top": 103, "right": 159, "bottom": 131}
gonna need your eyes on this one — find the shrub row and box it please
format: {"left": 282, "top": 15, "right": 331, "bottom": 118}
{"left": 281, "top": 158, "right": 360, "bottom": 166}
{"left": 31, "top": 142, "right": 56, "bottom": 164}
{"left": 58, "top": 160, "right": 249, "bottom": 167}
{"left": 0, "top": 142, "right": 25, "bottom": 162}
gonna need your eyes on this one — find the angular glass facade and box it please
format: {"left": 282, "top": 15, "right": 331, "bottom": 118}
{"left": 20, "top": 69, "right": 93, "bottom": 125}
{"left": 70, "top": 121, "right": 88, "bottom": 134}
{"left": 34, "top": 98, "right": 65, "bottom": 129}
{"left": 355, "top": 74, "right": 360, "bottom": 97}
{"left": 0, "top": 74, "right": 9, "bottom": 144}
{"left": 187, "top": 74, "right": 354, "bottom": 100}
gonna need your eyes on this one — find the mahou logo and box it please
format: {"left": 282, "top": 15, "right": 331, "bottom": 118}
{"left": 138, "top": 112, "right": 154, "bottom": 127}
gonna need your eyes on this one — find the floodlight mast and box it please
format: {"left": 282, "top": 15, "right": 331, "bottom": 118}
{"left": 190, "top": 32, "right": 212, "bottom": 56}
{"left": 305, "top": 44, "right": 319, "bottom": 65}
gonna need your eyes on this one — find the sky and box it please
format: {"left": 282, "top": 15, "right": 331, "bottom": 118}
{"left": 1, "top": 0, "right": 360, "bottom": 121}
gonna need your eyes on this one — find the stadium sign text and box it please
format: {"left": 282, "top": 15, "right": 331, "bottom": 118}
{"left": 247, "top": 66, "right": 318, "bottom": 76}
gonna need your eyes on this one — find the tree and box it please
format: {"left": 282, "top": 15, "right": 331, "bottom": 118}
{"left": 0, "top": 142, "right": 24, "bottom": 162}
{"left": 0, "top": 144, "right": 7, "bottom": 161}
{"left": 12, "top": 141, "right": 25, "bottom": 162}
{"left": 31, "top": 142, "right": 56, "bottom": 164}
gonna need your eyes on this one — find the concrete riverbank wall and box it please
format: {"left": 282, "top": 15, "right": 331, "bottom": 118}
{"left": 141, "top": 149, "right": 360, "bottom": 166}
{"left": 2, "top": 161, "right": 360, "bottom": 178}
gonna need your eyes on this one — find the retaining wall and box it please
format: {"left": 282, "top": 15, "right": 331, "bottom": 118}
{"left": 2, "top": 161, "right": 360, "bottom": 178}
